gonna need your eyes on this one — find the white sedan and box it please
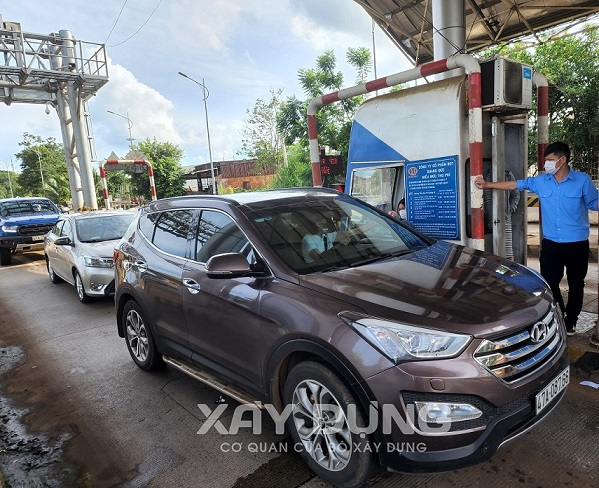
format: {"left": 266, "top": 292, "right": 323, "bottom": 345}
{"left": 44, "top": 211, "right": 136, "bottom": 303}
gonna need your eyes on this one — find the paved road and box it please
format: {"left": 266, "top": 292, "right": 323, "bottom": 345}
{"left": 0, "top": 252, "right": 598, "bottom": 487}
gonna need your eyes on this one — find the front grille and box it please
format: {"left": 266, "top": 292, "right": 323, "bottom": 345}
{"left": 474, "top": 307, "right": 563, "bottom": 383}
{"left": 17, "top": 224, "right": 54, "bottom": 236}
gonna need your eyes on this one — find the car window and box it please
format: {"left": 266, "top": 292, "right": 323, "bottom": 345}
{"left": 194, "top": 210, "right": 253, "bottom": 263}
{"left": 61, "top": 219, "right": 73, "bottom": 239}
{"left": 139, "top": 211, "right": 159, "bottom": 241}
{"left": 75, "top": 214, "right": 136, "bottom": 243}
{"left": 50, "top": 220, "right": 65, "bottom": 237}
{"left": 152, "top": 209, "right": 193, "bottom": 258}
{"left": 0, "top": 199, "right": 58, "bottom": 216}
{"left": 247, "top": 195, "right": 430, "bottom": 274}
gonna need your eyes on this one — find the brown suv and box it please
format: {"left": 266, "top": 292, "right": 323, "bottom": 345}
{"left": 114, "top": 188, "right": 569, "bottom": 487}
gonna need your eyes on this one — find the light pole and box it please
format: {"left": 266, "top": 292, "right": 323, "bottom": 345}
{"left": 178, "top": 71, "right": 217, "bottom": 194}
{"left": 33, "top": 149, "right": 45, "bottom": 197}
{"left": 107, "top": 110, "right": 135, "bottom": 146}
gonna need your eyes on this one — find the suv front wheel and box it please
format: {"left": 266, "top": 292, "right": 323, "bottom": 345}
{"left": 283, "top": 361, "right": 377, "bottom": 488}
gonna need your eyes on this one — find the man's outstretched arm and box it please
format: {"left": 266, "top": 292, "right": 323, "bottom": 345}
{"left": 474, "top": 175, "right": 518, "bottom": 191}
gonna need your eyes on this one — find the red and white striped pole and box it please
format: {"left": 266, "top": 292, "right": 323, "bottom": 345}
{"left": 307, "top": 54, "right": 485, "bottom": 248}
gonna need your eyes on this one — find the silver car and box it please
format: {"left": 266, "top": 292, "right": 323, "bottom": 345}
{"left": 44, "top": 211, "right": 135, "bottom": 303}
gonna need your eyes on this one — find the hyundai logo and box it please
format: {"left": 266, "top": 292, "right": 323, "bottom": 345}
{"left": 530, "top": 322, "right": 548, "bottom": 343}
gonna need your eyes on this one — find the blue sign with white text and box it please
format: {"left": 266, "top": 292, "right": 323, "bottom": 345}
{"left": 405, "top": 156, "right": 460, "bottom": 240}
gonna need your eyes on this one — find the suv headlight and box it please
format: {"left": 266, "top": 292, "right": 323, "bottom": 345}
{"left": 84, "top": 256, "right": 114, "bottom": 268}
{"left": 340, "top": 312, "right": 471, "bottom": 362}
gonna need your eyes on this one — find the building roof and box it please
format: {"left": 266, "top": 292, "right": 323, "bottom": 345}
{"left": 354, "top": 0, "right": 599, "bottom": 65}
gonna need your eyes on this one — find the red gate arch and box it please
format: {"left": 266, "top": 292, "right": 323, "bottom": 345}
{"left": 100, "top": 159, "right": 157, "bottom": 210}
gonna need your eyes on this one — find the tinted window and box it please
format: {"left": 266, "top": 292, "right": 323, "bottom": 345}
{"left": 139, "top": 212, "right": 160, "bottom": 241}
{"left": 0, "top": 198, "right": 58, "bottom": 217}
{"left": 152, "top": 210, "right": 193, "bottom": 258}
{"left": 248, "top": 195, "right": 430, "bottom": 274}
{"left": 195, "top": 211, "right": 251, "bottom": 263}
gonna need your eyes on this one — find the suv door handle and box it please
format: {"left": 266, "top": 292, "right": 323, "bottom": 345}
{"left": 183, "top": 278, "right": 201, "bottom": 294}
{"left": 134, "top": 260, "right": 147, "bottom": 272}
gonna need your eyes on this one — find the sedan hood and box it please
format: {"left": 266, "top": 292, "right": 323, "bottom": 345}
{"left": 80, "top": 239, "right": 120, "bottom": 257}
{"left": 299, "top": 241, "right": 552, "bottom": 337}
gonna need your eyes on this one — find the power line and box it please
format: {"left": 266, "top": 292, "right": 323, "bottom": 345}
{"left": 108, "top": 0, "right": 164, "bottom": 48}
{"left": 104, "top": 0, "right": 129, "bottom": 45}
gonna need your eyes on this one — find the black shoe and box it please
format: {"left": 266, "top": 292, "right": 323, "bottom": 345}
{"left": 566, "top": 326, "right": 576, "bottom": 336}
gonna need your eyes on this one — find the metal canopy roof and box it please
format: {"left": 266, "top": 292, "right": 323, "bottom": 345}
{"left": 354, "top": 0, "right": 599, "bottom": 65}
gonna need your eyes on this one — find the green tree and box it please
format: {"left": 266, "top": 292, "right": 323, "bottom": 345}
{"left": 239, "top": 89, "right": 285, "bottom": 172}
{"left": 0, "top": 166, "right": 19, "bottom": 199}
{"left": 129, "top": 138, "right": 186, "bottom": 199}
{"left": 15, "top": 133, "right": 70, "bottom": 203}
{"left": 278, "top": 48, "right": 373, "bottom": 161}
{"left": 271, "top": 144, "right": 312, "bottom": 188}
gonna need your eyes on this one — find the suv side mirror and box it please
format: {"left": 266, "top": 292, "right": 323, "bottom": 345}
{"left": 205, "top": 252, "right": 263, "bottom": 279}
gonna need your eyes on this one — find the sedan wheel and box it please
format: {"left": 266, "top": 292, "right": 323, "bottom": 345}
{"left": 47, "top": 260, "right": 63, "bottom": 284}
{"left": 284, "top": 361, "right": 376, "bottom": 487}
{"left": 75, "top": 271, "right": 90, "bottom": 303}
{"left": 123, "top": 300, "right": 162, "bottom": 370}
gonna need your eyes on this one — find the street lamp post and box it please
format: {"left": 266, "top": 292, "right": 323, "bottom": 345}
{"left": 33, "top": 149, "right": 45, "bottom": 197}
{"left": 107, "top": 110, "right": 135, "bottom": 146}
{"left": 178, "top": 71, "right": 217, "bottom": 195}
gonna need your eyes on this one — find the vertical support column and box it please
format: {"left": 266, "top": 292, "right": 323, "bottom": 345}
{"left": 99, "top": 162, "right": 111, "bottom": 210}
{"left": 308, "top": 113, "right": 322, "bottom": 186}
{"left": 432, "top": 0, "right": 465, "bottom": 80}
{"left": 66, "top": 81, "right": 97, "bottom": 209}
{"left": 468, "top": 70, "right": 485, "bottom": 249}
{"left": 145, "top": 161, "right": 157, "bottom": 201}
{"left": 55, "top": 86, "right": 84, "bottom": 210}
{"left": 534, "top": 72, "right": 549, "bottom": 244}
{"left": 50, "top": 40, "right": 84, "bottom": 210}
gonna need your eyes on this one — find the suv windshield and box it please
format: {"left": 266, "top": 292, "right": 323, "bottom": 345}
{"left": 246, "top": 194, "right": 431, "bottom": 274}
{"left": 0, "top": 199, "right": 58, "bottom": 217}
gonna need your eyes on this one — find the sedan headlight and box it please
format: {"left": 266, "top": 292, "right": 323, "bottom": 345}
{"left": 83, "top": 256, "right": 114, "bottom": 268}
{"left": 340, "top": 312, "right": 471, "bottom": 362}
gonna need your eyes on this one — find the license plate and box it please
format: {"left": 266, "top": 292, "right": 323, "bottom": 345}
{"left": 535, "top": 367, "right": 569, "bottom": 415}
{"left": 31, "top": 235, "right": 45, "bottom": 241}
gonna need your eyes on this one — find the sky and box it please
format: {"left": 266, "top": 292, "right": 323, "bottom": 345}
{"left": 0, "top": 0, "right": 413, "bottom": 172}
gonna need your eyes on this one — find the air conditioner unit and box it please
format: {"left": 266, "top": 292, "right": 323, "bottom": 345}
{"left": 481, "top": 57, "right": 533, "bottom": 111}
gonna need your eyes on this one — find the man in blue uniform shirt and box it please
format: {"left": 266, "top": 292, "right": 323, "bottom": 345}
{"left": 475, "top": 141, "right": 598, "bottom": 336}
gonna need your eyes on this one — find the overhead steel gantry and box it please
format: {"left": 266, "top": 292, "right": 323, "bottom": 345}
{"left": 0, "top": 16, "right": 108, "bottom": 210}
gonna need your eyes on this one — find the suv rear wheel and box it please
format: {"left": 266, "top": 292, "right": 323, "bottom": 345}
{"left": 123, "top": 300, "right": 162, "bottom": 371}
{"left": 283, "top": 361, "right": 376, "bottom": 488}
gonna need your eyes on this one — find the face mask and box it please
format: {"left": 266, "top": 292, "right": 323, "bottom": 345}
{"left": 399, "top": 209, "right": 407, "bottom": 220}
{"left": 544, "top": 157, "right": 562, "bottom": 175}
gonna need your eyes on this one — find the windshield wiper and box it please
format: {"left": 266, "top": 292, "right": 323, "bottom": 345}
{"left": 350, "top": 249, "right": 415, "bottom": 268}
{"left": 320, "top": 264, "right": 350, "bottom": 273}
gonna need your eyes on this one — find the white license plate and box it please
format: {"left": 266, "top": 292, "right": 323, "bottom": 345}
{"left": 31, "top": 235, "right": 45, "bottom": 241}
{"left": 535, "top": 367, "right": 569, "bottom": 415}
